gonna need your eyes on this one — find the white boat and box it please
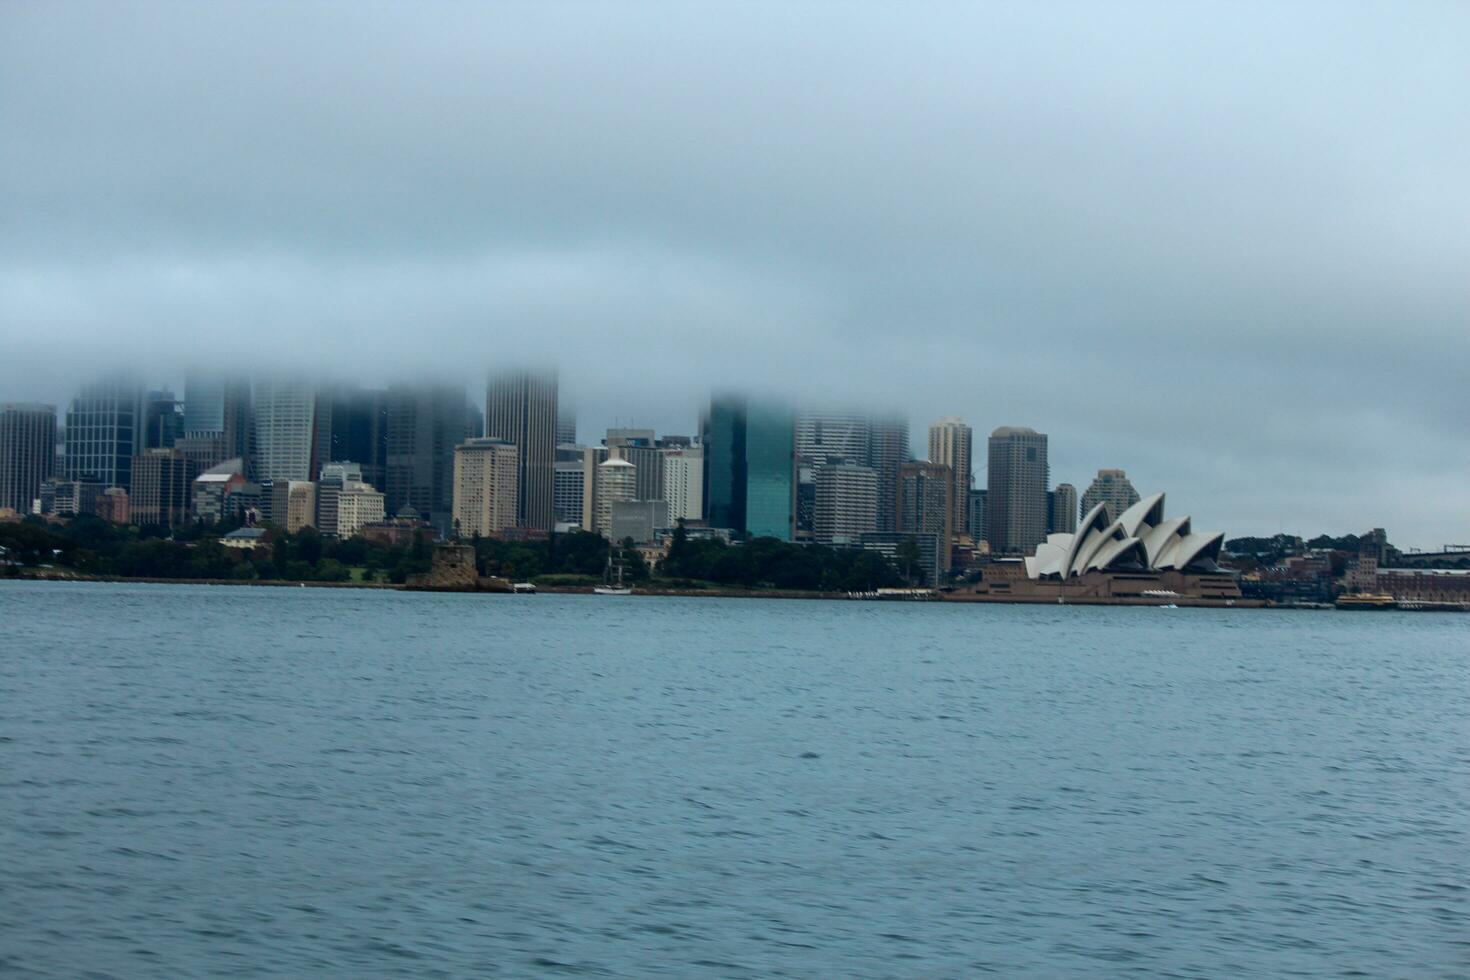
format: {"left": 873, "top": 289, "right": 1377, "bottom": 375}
{"left": 593, "top": 549, "right": 634, "bottom": 595}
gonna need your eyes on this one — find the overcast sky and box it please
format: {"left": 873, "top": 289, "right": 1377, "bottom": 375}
{"left": 2, "top": 2, "right": 1466, "bottom": 547}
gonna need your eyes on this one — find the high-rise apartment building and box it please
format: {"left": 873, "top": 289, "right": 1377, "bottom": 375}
{"left": 1081, "top": 469, "right": 1140, "bottom": 521}
{"left": 662, "top": 446, "right": 704, "bottom": 523}
{"left": 898, "top": 460, "right": 953, "bottom": 571}
{"left": 0, "top": 403, "right": 56, "bottom": 513}
{"left": 1049, "top": 482, "right": 1079, "bottom": 534}
{"left": 813, "top": 459, "right": 878, "bottom": 546}
{"left": 594, "top": 457, "right": 637, "bottom": 538}
{"left": 252, "top": 379, "right": 317, "bottom": 483}
{"left": 702, "top": 394, "right": 795, "bottom": 541}
{"left": 928, "top": 418, "right": 972, "bottom": 542}
{"left": 129, "top": 448, "right": 191, "bottom": 529}
{"left": 985, "top": 426, "right": 1049, "bottom": 555}
{"left": 485, "top": 369, "right": 557, "bottom": 531}
{"left": 65, "top": 377, "right": 144, "bottom": 488}
{"left": 451, "top": 438, "right": 519, "bottom": 538}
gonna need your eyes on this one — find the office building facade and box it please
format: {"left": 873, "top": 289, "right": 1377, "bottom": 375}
{"left": 702, "top": 394, "right": 795, "bottom": 541}
{"left": 65, "top": 377, "right": 144, "bottom": 488}
{"left": 985, "top": 426, "right": 1049, "bottom": 555}
{"left": 1081, "top": 469, "right": 1140, "bottom": 521}
{"left": 813, "top": 459, "right": 878, "bottom": 546}
{"left": 0, "top": 403, "right": 57, "bottom": 513}
{"left": 485, "top": 369, "right": 557, "bottom": 531}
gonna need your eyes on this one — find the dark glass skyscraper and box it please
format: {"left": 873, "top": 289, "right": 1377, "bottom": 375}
{"left": 65, "top": 377, "right": 143, "bottom": 488}
{"left": 485, "top": 369, "right": 558, "bottom": 531}
{"left": 385, "top": 383, "right": 475, "bottom": 532}
{"left": 0, "top": 403, "right": 56, "bottom": 513}
{"left": 702, "top": 394, "right": 795, "bottom": 541}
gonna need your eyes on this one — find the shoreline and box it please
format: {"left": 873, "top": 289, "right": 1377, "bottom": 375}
{"left": 5, "top": 571, "right": 1271, "bottom": 607}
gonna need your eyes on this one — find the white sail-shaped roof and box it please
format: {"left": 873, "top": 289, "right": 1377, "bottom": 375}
{"left": 1022, "top": 490, "right": 1226, "bottom": 579}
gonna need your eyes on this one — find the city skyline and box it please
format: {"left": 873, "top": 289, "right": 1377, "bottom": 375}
{"left": 2, "top": 4, "right": 1466, "bottom": 548}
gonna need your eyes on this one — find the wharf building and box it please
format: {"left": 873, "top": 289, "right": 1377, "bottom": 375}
{"left": 65, "top": 377, "right": 144, "bottom": 489}
{"left": 452, "top": 438, "right": 519, "bottom": 538}
{"left": 0, "top": 403, "right": 57, "bottom": 513}
{"left": 986, "top": 426, "right": 1049, "bottom": 555}
{"left": 812, "top": 458, "right": 878, "bottom": 546}
{"left": 703, "top": 394, "right": 796, "bottom": 542}
{"left": 898, "top": 460, "right": 953, "bottom": 573}
{"left": 927, "top": 418, "right": 973, "bottom": 544}
{"left": 485, "top": 369, "right": 558, "bottom": 531}
{"left": 1081, "top": 469, "right": 1140, "bottom": 523}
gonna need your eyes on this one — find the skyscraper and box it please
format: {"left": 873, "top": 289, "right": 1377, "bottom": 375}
{"left": 1050, "top": 482, "right": 1078, "bottom": 534}
{"left": 252, "top": 379, "right": 317, "bottom": 482}
{"left": 141, "top": 389, "right": 184, "bottom": 450}
{"left": 662, "top": 445, "right": 704, "bottom": 524}
{"left": 553, "top": 444, "right": 587, "bottom": 527}
{"left": 384, "top": 383, "right": 471, "bottom": 532}
{"left": 485, "top": 369, "right": 557, "bottom": 531}
{"left": 702, "top": 394, "right": 795, "bottom": 541}
{"left": 985, "top": 426, "right": 1049, "bottom": 555}
{"left": 129, "top": 448, "right": 191, "bottom": 529}
{"left": 898, "top": 460, "right": 953, "bottom": 571}
{"left": 813, "top": 459, "right": 878, "bottom": 546}
{"left": 556, "top": 407, "right": 576, "bottom": 447}
{"left": 606, "top": 428, "right": 664, "bottom": 502}
{"left": 182, "top": 373, "right": 252, "bottom": 470}
{"left": 1081, "top": 469, "right": 1139, "bottom": 521}
{"left": 928, "top": 418, "right": 972, "bottom": 543}
{"left": 795, "top": 411, "right": 871, "bottom": 537}
{"left": 868, "top": 415, "right": 910, "bottom": 533}
{"left": 65, "top": 377, "right": 144, "bottom": 488}
{"left": 0, "top": 403, "right": 56, "bottom": 513}
{"left": 594, "top": 457, "right": 637, "bottom": 538}
{"left": 452, "top": 438, "right": 519, "bottom": 538}
{"left": 322, "top": 385, "right": 387, "bottom": 490}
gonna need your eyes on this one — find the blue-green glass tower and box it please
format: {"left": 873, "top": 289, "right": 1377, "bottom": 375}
{"left": 701, "top": 393, "right": 795, "bottom": 541}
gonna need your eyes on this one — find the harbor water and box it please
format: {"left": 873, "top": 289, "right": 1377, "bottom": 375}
{"left": 2, "top": 581, "right": 1466, "bottom": 977}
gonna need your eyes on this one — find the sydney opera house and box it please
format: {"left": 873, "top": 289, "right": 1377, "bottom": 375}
{"left": 961, "top": 492, "right": 1252, "bottom": 605}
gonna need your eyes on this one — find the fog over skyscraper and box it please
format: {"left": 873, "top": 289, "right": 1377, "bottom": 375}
{"left": 251, "top": 379, "right": 317, "bottom": 483}
{"left": 485, "top": 369, "right": 558, "bottom": 531}
{"left": 65, "top": 377, "right": 143, "bottom": 488}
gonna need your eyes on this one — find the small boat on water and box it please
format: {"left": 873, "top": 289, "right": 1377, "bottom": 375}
{"left": 593, "top": 548, "right": 634, "bottom": 596}
{"left": 1335, "top": 592, "right": 1398, "bottom": 610}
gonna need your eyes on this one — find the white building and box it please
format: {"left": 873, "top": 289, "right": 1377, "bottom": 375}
{"left": 662, "top": 446, "right": 704, "bottom": 523}
{"left": 814, "top": 460, "right": 878, "bottom": 545}
{"left": 594, "top": 457, "right": 637, "bottom": 538}
{"left": 253, "top": 380, "right": 316, "bottom": 482}
{"left": 335, "top": 483, "right": 386, "bottom": 538}
{"left": 452, "top": 438, "right": 519, "bottom": 538}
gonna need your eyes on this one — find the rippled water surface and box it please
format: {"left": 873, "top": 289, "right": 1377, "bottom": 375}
{"left": 2, "top": 581, "right": 1467, "bottom": 977}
